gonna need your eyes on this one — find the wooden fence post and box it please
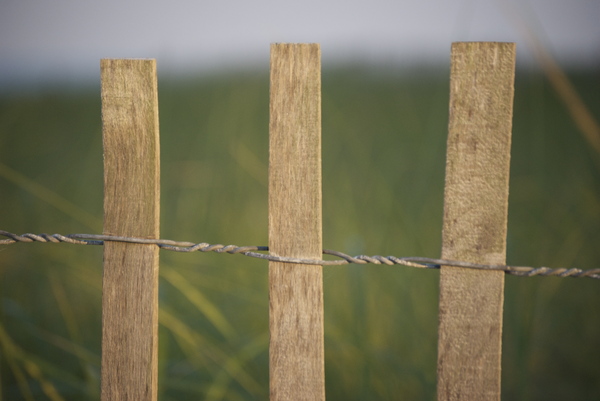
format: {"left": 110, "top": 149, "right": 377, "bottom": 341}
{"left": 100, "top": 59, "right": 160, "bottom": 401}
{"left": 268, "top": 43, "right": 325, "bottom": 401}
{"left": 437, "top": 42, "right": 515, "bottom": 401}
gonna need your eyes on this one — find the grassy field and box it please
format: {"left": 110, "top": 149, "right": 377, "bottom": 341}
{"left": 1, "top": 64, "right": 599, "bottom": 400}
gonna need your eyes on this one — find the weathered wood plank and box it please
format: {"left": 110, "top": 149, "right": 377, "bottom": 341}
{"left": 268, "top": 43, "right": 324, "bottom": 401}
{"left": 437, "top": 42, "right": 516, "bottom": 401}
{"left": 100, "top": 59, "right": 160, "bottom": 401}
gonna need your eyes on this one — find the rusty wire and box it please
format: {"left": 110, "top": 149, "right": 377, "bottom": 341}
{"left": 1, "top": 230, "right": 599, "bottom": 279}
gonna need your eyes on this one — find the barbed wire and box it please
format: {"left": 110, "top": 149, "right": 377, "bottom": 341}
{"left": 1, "top": 230, "right": 599, "bottom": 279}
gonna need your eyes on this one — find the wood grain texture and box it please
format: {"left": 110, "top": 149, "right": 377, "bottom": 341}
{"left": 437, "top": 42, "right": 515, "bottom": 401}
{"left": 268, "top": 43, "right": 324, "bottom": 401}
{"left": 100, "top": 59, "right": 160, "bottom": 401}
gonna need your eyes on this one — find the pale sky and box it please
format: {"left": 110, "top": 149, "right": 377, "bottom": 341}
{"left": 1, "top": 0, "right": 599, "bottom": 85}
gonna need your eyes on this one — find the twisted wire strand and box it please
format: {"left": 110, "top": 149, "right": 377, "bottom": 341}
{"left": 1, "top": 230, "right": 599, "bottom": 279}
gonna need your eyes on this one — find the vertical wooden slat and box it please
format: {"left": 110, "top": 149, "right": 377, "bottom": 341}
{"left": 100, "top": 59, "right": 160, "bottom": 401}
{"left": 269, "top": 43, "right": 325, "bottom": 401}
{"left": 437, "top": 42, "right": 515, "bottom": 401}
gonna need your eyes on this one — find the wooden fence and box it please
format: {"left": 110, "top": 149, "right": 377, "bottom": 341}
{"left": 98, "top": 41, "right": 515, "bottom": 400}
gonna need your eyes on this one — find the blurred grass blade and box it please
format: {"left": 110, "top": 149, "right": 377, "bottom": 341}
{"left": 0, "top": 323, "right": 35, "bottom": 400}
{"left": 530, "top": 40, "right": 600, "bottom": 155}
{"left": 0, "top": 324, "right": 66, "bottom": 401}
{"left": 22, "top": 360, "right": 65, "bottom": 401}
{"left": 159, "top": 307, "right": 262, "bottom": 396}
{"left": 0, "top": 162, "right": 101, "bottom": 230}
{"left": 228, "top": 140, "right": 267, "bottom": 186}
{"left": 48, "top": 272, "right": 99, "bottom": 396}
{"left": 500, "top": 0, "right": 600, "bottom": 155}
{"left": 205, "top": 333, "right": 268, "bottom": 401}
{"left": 161, "top": 267, "right": 236, "bottom": 339}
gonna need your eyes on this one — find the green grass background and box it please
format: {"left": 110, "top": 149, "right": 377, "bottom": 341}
{"left": 1, "top": 63, "right": 599, "bottom": 400}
